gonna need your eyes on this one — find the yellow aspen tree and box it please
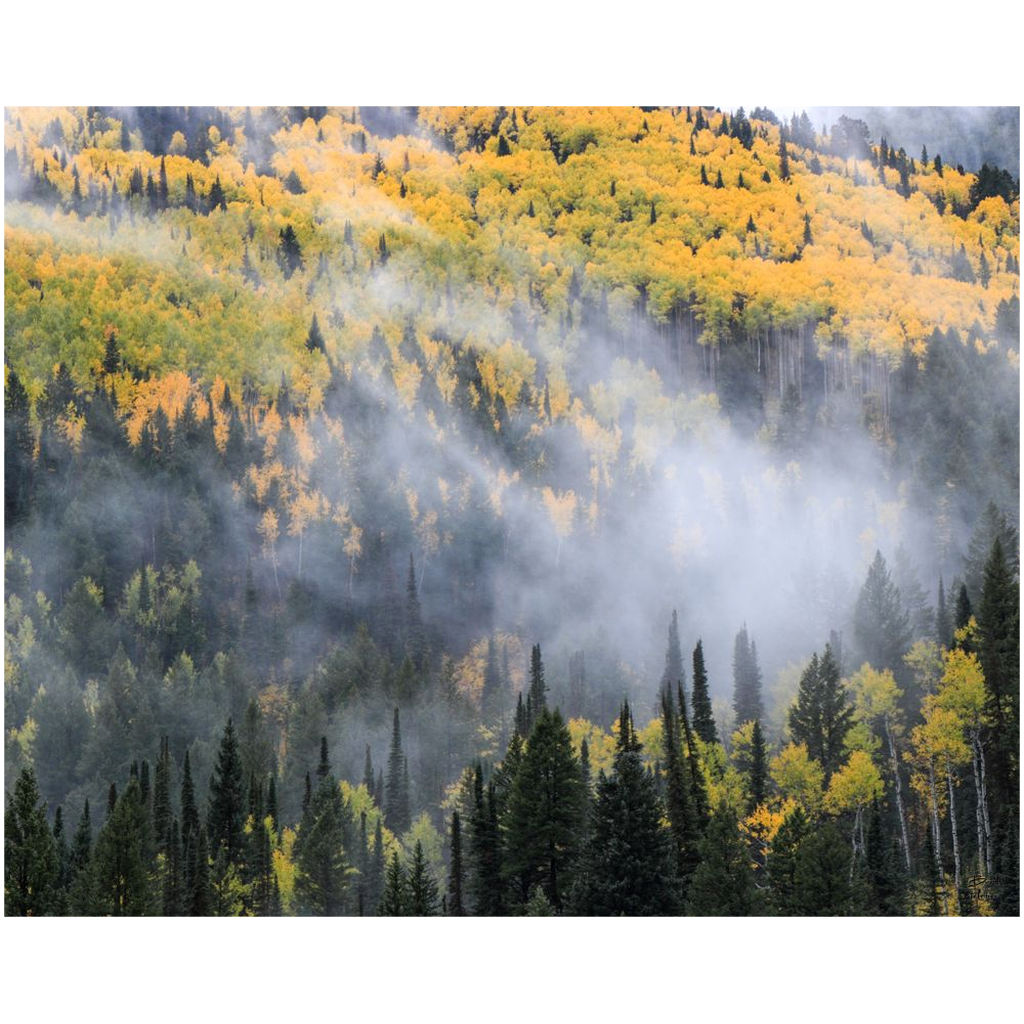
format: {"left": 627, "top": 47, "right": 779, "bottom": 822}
{"left": 848, "top": 663, "right": 911, "bottom": 870}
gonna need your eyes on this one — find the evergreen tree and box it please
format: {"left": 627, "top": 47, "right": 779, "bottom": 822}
{"left": 380, "top": 852, "right": 407, "bottom": 916}
{"left": 747, "top": 718, "right": 768, "bottom": 813}
{"left": 4, "top": 767, "right": 59, "bottom": 916}
{"left": 687, "top": 802, "right": 760, "bottom": 915}
{"left": 187, "top": 825, "right": 213, "bottom": 916}
{"left": 305, "top": 313, "right": 326, "bottom": 355}
{"left": 407, "top": 840, "right": 441, "bottom": 915}
{"left": 794, "top": 823, "right": 863, "bottom": 915}
{"left": 527, "top": 643, "right": 548, "bottom": 721}
{"left": 294, "top": 755, "right": 349, "bottom": 916}
{"left": 732, "top": 625, "right": 764, "bottom": 727}
{"left": 92, "top": 778, "right": 155, "bottom": 916}
{"left": 660, "top": 687, "right": 701, "bottom": 889}
{"left": 571, "top": 701, "right": 679, "bottom": 914}
{"left": 448, "top": 809, "right": 466, "bottom": 916}
{"left": 208, "top": 719, "right": 245, "bottom": 866}
{"left": 691, "top": 639, "right": 718, "bottom": 744}
{"left": 977, "top": 537, "right": 1020, "bottom": 819}
{"left": 853, "top": 551, "right": 912, "bottom": 673}
{"left": 504, "top": 708, "right": 582, "bottom": 909}
{"left": 385, "top": 707, "right": 411, "bottom": 835}
{"left": 660, "top": 609, "right": 684, "bottom": 693}
{"left": 788, "top": 645, "right": 852, "bottom": 783}
{"left": 768, "top": 805, "right": 809, "bottom": 914}
{"left": 468, "top": 766, "right": 503, "bottom": 915}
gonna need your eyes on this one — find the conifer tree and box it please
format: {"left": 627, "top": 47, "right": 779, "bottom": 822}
{"left": 468, "top": 766, "right": 503, "bottom": 915}
{"left": 380, "top": 852, "right": 407, "bottom": 916}
{"left": 691, "top": 639, "right": 718, "bottom": 744}
{"left": 788, "top": 644, "right": 852, "bottom": 783}
{"left": 294, "top": 754, "right": 349, "bottom": 916}
{"left": 732, "top": 626, "right": 764, "bottom": 727}
{"left": 448, "top": 810, "right": 466, "bottom": 916}
{"left": 854, "top": 551, "right": 912, "bottom": 673}
{"left": 660, "top": 610, "right": 684, "bottom": 693}
{"left": 92, "top": 778, "right": 155, "bottom": 916}
{"left": 407, "top": 840, "right": 441, "bottom": 915}
{"left": 687, "top": 802, "right": 760, "bottom": 915}
{"left": 385, "top": 707, "right": 411, "bottom": 835}
{"left": 571, "top": 701, "right": 678, "bottom": 914}
{"left": 504, "top": 708, "right": 582, "bottom": 909}
{"left": 660, "top": 687, "right": 701, "bottom": 888}
{"left": 187, "top": 825, "right": 212, "bottom": 916}
{"left": 208, "top": 719, "right": 245, "bottom": 866}
{"left": 4, "top": 767, "right": 59, "bottom": 916}
{"left": 747, "top": 719, "right": 768, "bottom": 813}
{"left": 977, "top": 537, "right": 1020, "bottom": 818}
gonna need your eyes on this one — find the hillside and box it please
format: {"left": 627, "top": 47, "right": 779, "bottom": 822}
{"left": 3, "top": 105, "right": 1020, "bottom": 918}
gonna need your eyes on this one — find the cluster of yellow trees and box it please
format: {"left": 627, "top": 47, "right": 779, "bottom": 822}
{"left": 5, "top": 105, "right": 1019, "bottom": 411}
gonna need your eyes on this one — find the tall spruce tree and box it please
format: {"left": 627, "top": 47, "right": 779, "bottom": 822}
{"left": 407, "top": 840, "right": 440, "bottom": 915}
{"left": 854, "top": 551, "right": 912, "bottom": 674}
{"left": 691, "top": 639, "right": 718, "bottom": 744}
{"left": 448, "top": 810, "right": 466, "bottom": 916}
{"left": 207, "top": 719, "right": 245, "bottom": 866}
{"left": 504, "top": 708, "right": 582, "bottom": 909}
{"left": 661, "top": 609, "right": 685, "bottom": 692}
{"left": 4, "top": 767, "right": 59, "bottom": 916}
{"left": 687, "top": 801, "right": 760, "bottom": 915}
{"left": 571, "top": 702, "right": 678, "bottom": 914}
{"left": 294, "top": 748, "right": 350, "bottom": 916}
{"left": 732, "top": 626, "right": 764, "bottom": 726}
{"left": 385, "top": 707, "right": 411, "bottom": 835}
{"left": 788, "top": 644, "right": 852, "bottom": 783}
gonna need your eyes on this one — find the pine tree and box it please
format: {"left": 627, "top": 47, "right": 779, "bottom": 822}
{"left": 4, "top": 767, "right": 59, "bottom": 916}
{"left": 788, "top": 644, "right": 852, "bottom": 783}
{"left": 687, "top": 802, "right": 760, "bottom": 915}
{"left": 305, "top": 313, "right": 326, "bottom": 354}
{"left": 481, "top": 635, "right": 503, "bottom": 723}
{"left": 794, "top": 823, "right": 863, "bottom": 915}
{"left": 732, "top": 626, "right": 764, "bottom": 727}
{"left": 468, "top": 766, "right": 503, "bottom": 915}
{"left": 294, "top": 753, "right": 350, "bottom": 916}
{"left": 691, "top": 639, "right": 718, "bottom": 744}
{"left": 92, "top": 778, "right": 156, "bottom": 916}
{"left": 448, "top": 810, "right": 466, "bottom": 916}
{"left": 528, "top": 643, "right": 548, "bottom": 720}
{"left": 768, "top": 805, "right": 809, "bottom": 914}
{"left": 504, "top": 708, "right": 582, "bottom": 909}
{"left": 380, "top": 852, "right": 407, "bottom": 915}
{"left": 660, "top": 609, "right": 684, "bottom": 693}
{"left": 854, "top": 551, "right": 912, "bottom": 673}
{"left": 571, "top": 701, "right": 679, "bottom": 914}
{"left": 747, "top": 719, "right": 768, "bottom": 813}
{"left": 385, "top": 707, "right": 410, "bottom": 835}
{"left": 977, "top": 537, "right": 1020, "bottom": 820}
{"left": 208, "top": 719, "right": 246, "bottom": 866}
{"left": 407, "top": 840, "right": 441, "bottom": 915}
{"left": 180, "top": 750, "right": 200, "bottom": 849}
{"left": 660, "top": 687, "right": 700, "bottom": 889}
{"left": 187, "top": 825, "right": 213, "bottom": 916}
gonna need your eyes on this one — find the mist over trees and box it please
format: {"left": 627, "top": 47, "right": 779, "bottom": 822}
{"left": 4, "top": 104, "right": 1019, "bottom": 916}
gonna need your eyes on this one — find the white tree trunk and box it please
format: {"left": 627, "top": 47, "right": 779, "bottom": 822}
{"left": 945, "top": 761, "right": 962, "bottom": 912}
{"left": 885, "top": 717, "right": 912, "bottom": 871}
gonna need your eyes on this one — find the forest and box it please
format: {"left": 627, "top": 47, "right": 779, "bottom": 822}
{"left": 3, "top": 104, "right": 1019, "bottom": 917}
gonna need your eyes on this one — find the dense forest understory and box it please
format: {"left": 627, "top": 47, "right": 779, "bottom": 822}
{"left": 3, "top": 105, "right": 1020, "bottom": 916}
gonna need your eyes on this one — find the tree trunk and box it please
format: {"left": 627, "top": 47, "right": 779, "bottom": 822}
{"left": 885, "top": 716, "right": 911, "bottom": 871}
{"left": 974, "top": 734, "right": 993, "bottom": 876}
{"left": 945, "top": 761, "right": 962, "bottom": 912}
{"left": 927, "top": 765, "right": 948, "bottom": 915}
